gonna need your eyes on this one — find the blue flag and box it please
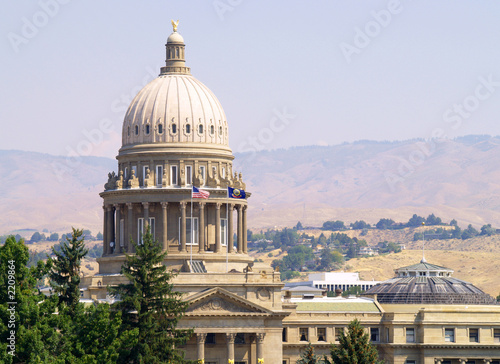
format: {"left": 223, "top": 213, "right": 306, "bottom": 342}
{"left": 228, "top": 187, "right": 246, "bottom": 199}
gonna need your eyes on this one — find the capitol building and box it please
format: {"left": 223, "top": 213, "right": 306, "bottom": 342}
{"left": 81, "top": 24, "right": 500, "bottom": 364}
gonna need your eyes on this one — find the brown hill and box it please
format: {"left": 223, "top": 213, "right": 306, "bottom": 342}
{"left": 2, "top": 135, "right": 500, "bottom": 234}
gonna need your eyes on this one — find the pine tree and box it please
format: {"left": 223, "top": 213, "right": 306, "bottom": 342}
{"left": 49, "top": 228, "right": 88, "bottom": 311}
{"left": 325, "top": 319, "right": 382, "bottom": 364}
{"left": 110, "top": 226, "right": 193, "bottom": 363}
{"left": 297, "top": 342, "right": 322, "bottom": 364}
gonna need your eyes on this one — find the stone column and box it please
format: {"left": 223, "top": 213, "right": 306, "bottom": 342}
{"left": 256, "top": 333, "right": 265, "bottom": 363}
{"left": 114, "top": 204, "right": 121, "bottom": 251}
{"left": 143, "top": 202, "right": 149, "bottom": 230}
{"left": 106, "top": 205, "right": 114, "bottom": 254}
{"left": 226, "top": 333, "right": 236, "bottom": 363}
{"left": 483, "top": 359, "right": 492, "bottom": 364}
{"left": 242, "top": 205, "right": 248, "bottom": 254}
{"left": 215, "top": 203, "right": 221, "bottom": 253}
{"left": 237, "top": 205, "right": 243, "bottom": 253}
{"left": 126, "top": 203, "right": 133, "bottom": 252}
{"left": 161, "top": 202, "right": 168, "bottom": 251}
{"left": 228, "top": 203, "right": 234, "bottom": 253}
{"left": 180, "top": 202, "right": 187, "bottom": 251}
{"left": 102, "top": 206, "right": 108, "bottom": 255}
{"left": 198, "top": 202, "right": 205, "bottom": 253}
{"left": 196, "top": 333, "right": 207, "bottom": 362}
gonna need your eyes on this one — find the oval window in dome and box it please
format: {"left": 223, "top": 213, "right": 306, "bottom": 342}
{"left": 172, "top": 124, "right": 177, "bottom": 134}
{"left": 210, "top": 125, "right": 214, "bottom": 135}
{"left": 135, "top": 125, "right": 139, "bottom": 135}
{"left": 158, "top": 124, "right": 163, "bottom": 134}
{"left": 186, "top": 124, "right": 191, "bottom": 134}
{"left": 146, "top": 124, "right": 150, "bottom": 135}
{"left": 199, "top": 124, "right": 203, "bottom": 134}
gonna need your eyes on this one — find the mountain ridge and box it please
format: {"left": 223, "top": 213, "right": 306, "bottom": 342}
{"left": 2, "top": 135, "right": 500, "bottom": 234}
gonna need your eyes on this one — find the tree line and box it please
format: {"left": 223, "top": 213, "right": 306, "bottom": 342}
{"left": 0, "top": 228, "right": 192, "bottom": 363}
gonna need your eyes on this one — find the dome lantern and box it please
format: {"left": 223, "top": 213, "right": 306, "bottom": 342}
{"left": 161, "top": 20, "right": 190, "bottom": 75}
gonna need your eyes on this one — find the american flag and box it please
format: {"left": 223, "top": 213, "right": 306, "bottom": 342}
{"left": 192, "top": 186, "right": 210, "bottom": 199}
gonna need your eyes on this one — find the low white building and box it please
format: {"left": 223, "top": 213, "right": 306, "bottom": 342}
{"left": 286, "top": 272, "right": 381, "bottom": 293}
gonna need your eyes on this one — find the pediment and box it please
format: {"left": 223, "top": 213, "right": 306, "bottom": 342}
{"left": 185, "top": 287, "right": 272, "bottom": 316}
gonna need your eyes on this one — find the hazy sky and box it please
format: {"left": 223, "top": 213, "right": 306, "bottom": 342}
{"left": 2, "top": 1, "right": 500, "bottom": 159}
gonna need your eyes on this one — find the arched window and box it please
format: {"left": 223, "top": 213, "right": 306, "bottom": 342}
{"left": 135, "top": 125, "right": 139, "bottom": 135}
{"left": 127, "top": 126, "right": 130, "bottom": 136}
{"left": 158, "top": 124, "right": 163, "bottom": 134}
{"left": 145, "top": 124, "right": 150, "bottom": 135}
{"left": 199, "top": 124, "right": 203, "bottom": 134}
{"left": 186, "top": 124, "right": 191, "bottom": 134}
{"left": 219, "top": 126, "right": 222, "bottom": 135}
{"left": 210, "top": 125, "right": 214, "bottom": 135}
{"left": 172, "top": 124, "right": 177, "bottom": 134}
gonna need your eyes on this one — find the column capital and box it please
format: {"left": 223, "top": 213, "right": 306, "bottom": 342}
{"left": 105, "top": 205, "right": 113, "bottom": 211}
{"left": 435, "top": 359, "right": 443, "bottom": 364}
{"left": 161, "top": 201, "right": 168, "bottom": 208}
{"left": 483, "top": 360, "right": 492, "bottom": 364}
{"left": 242, "top": 205, "right": 247, "bottom": 211}
{"left": 180, "top": 201, "right": 187, "bottom": 208}
{"left": 236, "top": 204, "right": 242, "bottom": 211}
{"left": 196, "top": 333, "right": 207, "bottom": 344}
{"left": 256, "top": 332, "right": 266, "bottom": 343}
{"left": 459, "top": 359, "right": 468, "bottom": 364}
{"left": 113, "top": 203, "right": 121, "bottom": 209}
{"left": 226, "top": 333, "right": 236, "bottom": 344}
{"left": 126, "top": 202, "right": 133, "bottom": 209}
{"left": 215, "top": 202, "right": 221, "bottom": 210}
{"left": 199, "top": 201, "right": 206, "bottom": 209}
{"left": 142, "top": 202, "right": 149, "bottom": 208}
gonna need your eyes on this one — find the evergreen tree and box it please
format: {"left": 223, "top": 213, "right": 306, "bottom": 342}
{"left": 297, "top": 342, "right": 322, "bottom": 364}
{"left": 110, "top": 227, "right": 193, "bottom": 363}
{"left": 325, "top": 319, "right": 382, "bottom": 364}
{"left": 49, "top": 228, "right": 88, "bottom": 312}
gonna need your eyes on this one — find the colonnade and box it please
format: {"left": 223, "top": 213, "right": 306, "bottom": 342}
{"left": 102, "top": 201, "right": 247, "bottom": 256}
{"left": 196, "top": 332, "right": 265, "bottom": 363}
{"left": 435, "top": 359, "right": 497, "bottom": 364}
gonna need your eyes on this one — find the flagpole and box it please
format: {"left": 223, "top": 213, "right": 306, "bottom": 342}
{"left": 190, "top": 186, "right": 193, "bottom": 270}
{"left": 226, "top": 186, "right": 229, "bottom": 273}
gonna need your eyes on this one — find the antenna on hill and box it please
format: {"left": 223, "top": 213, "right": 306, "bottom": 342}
{"left": 421, "top": 221, "right": 427, "bottom": 263}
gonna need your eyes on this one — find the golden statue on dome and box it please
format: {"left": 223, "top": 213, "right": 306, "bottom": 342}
{"left": 171, "top": 19, "right": 179, "bottom": 32}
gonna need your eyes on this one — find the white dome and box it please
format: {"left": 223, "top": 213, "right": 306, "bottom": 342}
{"left": 167, "top": 31, "right": 184, "bottom": 44}
{"left": 122, "top": 74, "right": 229, "bottom": 147}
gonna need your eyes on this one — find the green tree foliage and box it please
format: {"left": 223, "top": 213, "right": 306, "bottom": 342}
{"left": 426, "top": 213, "right": 442, "bottom": 225}
{"left": 378, "top": 241, "right": 401, "bottom": 254}
{"left": 48, "top": 233, "right": 60, "bottom": 241}
{"left": 375, "top": 218, "right": 395, "bottom": 229}
{"left": 30, "top": 231, "right": 45, "bottom": 242}
{"left": 295, "top": 221, "right": 304, "bottom": 230}
{"left": 49, "top": 228, "right": 88, "bottom": 311}
{"left": 96, "top": 232, "right": 104, "bottom": 240}
{"left": 407, "top": 214, "right": 426, "bottom": 227}
{"left": 480, "top": 224, "right": 497, "bottom": 236}
{"left": 341, "top": 286, "right": 364, "bottom": 297}
{"left": 87, "top": 244, "right": 103, "bottom": 259}
{"left": 109, "top": 227, "right": 193, "bottom": 363}
{"left": 297, "top": 342, "right": 322, "bottom": 364}
{"left": 350, "top": 220, "right": 370, "bottom": 230}
{"left": 322, "top": 221, "right": 345, "bottom": 231}
{"left": 324, "top": 319, "right": 382, "bottom": 364}
{"left": 461, "top": 224, "right": 479, "bottom": 240}
{"left": 320, "top": 249, "right": 344, "bottom": 270}
{"left": 450, "top": 219, "right": 458, "bottom": 226}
